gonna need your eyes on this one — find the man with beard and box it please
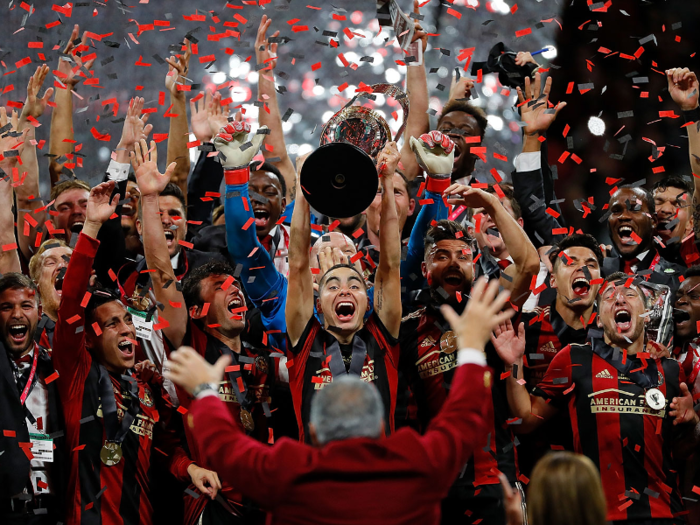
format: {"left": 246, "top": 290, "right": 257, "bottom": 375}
{"left": 0, "top": 274, "right": 66, "bottom": 523}
{"left": 493, "top": 272, "right": 699, "bottom": 524}
{"left": 400, "top": 213, "right": 538, "bottom": 524}
{"left": 285, "top": 140, "right": 403, "bottom": 443}
{"left": 132, "top": 138, "right": 278, "bottom": 525}
{"left": 672, "top": 266, "right": 700, "bottom": 396}
{"left": 52, "top": 179, "right": 219, "bottom": 525}
{"left": 652, "top": 176, "right": 696, "bottom": 268}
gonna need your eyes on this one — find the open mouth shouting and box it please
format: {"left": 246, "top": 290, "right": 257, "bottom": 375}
{"left": 163, "top": 228, "right": 175, "bottom": 247}
{"left": 54, "top": 273, "right": 65, "bottom": 297}
{"left": 674, "top": 307, "right": 691, "bottom": 326}
{"left": 117, "top": 339, "right": 135, "bottom": 358}
{"left": 8, "top": 323, "right": 30, "bottom": 346}
{"left": 443, "top": 270, "right": 465, "bottom": 288}
{"left": 617, "top": 225, "right": 636, "bottom": 245}
{"left": 335, "top": 301, "right": 356, "bottom": 323}
{"left": 70, "top": 220, "right": 84, "bottom": 234}
{"left": 613, "top": 309, "right": 632, "bottom": 332}
{"left": 227, "top": 294, "right": 244, "bottom": 314}
{"left": 572, "top": 277, "right": 591, "bottom": 297}
{"left": 253, "top": 207, "right": 270, "bottom": 230}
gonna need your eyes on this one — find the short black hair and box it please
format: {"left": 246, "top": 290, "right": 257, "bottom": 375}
{"left": 424, "top": 220, "right": 473, "bottom": 258}
{"left": 85, "top": 286, "right": 123, "bottom": 327}
{"left": 610, "top": 185, "right": 656, "bottom": 215}
{"left": 549, "top": 233, "right": 604, "bottom": 269}
{"left": 485, "top": 183, "right": 522, "bottom": 220}
{"left": 652, "top": 175, "right": 692, "bottom": 196}
{"left": 318, "top": 264, "right": 367, "bottom": 291}
{"left": 437, "top": 100, "right": 488, "bottom": 140}
{"left": 182, "top": 260, "right": 237, "bottom": 309}
{"left": 684, "top": 265, "right": 700, "bottom": 279}
{"left": 160, "top": 182, "right": 187, "bottom": 217}
{"left": 0, "top": 273, "right": 40, "bottom": 304}
{"left": 597, "top": 271, "right": 647, "bottom": 307}
{"left": 252, "top": 161, "right": 286, "bottom": 199}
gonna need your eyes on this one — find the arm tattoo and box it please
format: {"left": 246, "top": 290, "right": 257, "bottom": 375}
{"left": 376, "top": 281, "right": 383, "bottom": 310}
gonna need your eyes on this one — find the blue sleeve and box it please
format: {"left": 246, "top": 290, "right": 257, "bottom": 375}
{"left": 401, "top": 190, "right": 447, "bottom": 296}
{"left": 281, "top": 198, "right": 322, "bottom": 227}
{"left": 224, "top": 182, "right": 287, "bottom": 333}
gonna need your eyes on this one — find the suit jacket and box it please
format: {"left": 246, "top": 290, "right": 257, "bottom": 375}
{"left": 0, "top": 344, "right": 66, "bottom": 502}
{"left": 187, "top": 361, "right": 493, "bottom": 525}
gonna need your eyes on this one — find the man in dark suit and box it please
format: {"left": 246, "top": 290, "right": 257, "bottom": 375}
{"left": 164, "top": 276, "right": 512, "bottom": 525}
{"left": 0, "top": 273, "right": 65, "bottom": 524}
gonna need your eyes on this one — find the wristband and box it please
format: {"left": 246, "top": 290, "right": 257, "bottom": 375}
{"left": 683, "top": 107, "right": 700, "bottom": 123}
{"left": 224, "top": 166, "right": 251, "bottom": 186}
{"left": 426, "top": 174, "right": 452, "bottom": 194}
{"left": 192, "top": 382, "right": 218, "bottom": 398}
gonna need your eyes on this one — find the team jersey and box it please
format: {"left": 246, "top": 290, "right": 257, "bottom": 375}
{"left": 54, "top": 233, "right": 193, "bottom": 525}
{"left": 400, "top": 304, "right": 519, "bottom": 524}
{"left": 534, "top": 338, "right": 687, "bottom": 522}
{"left": 286, "top": 312, "right": 399, "bottom": 443}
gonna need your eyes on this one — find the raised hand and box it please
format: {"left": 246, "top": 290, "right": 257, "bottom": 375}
{"left": 377, "top": 140, "right": 401, "bottom": 176}
{"left": 410, "top": 131, "right": 455, "bottom": 177}
{"left": 165, "top": 39, "right": 192, "bottom": 98}
{"left": 449, "top": 75, "right": 475, "bottom": 102}
{"left": 85, "top": 181, "right": 119, "bottom": 226}
{"left": 164, "top": 346, "right": 232, "bottom": 396}
{"left": 22, "top": 64, "right": 54, "bottom": 120}
{"left": 213, "top": 115, "right": 267, "bottom": 169}
{"left": 130, "top": 139, "right": 176, "bottom": 197}
{"left": 410, "top": 0, "right": 428, "bottom": 52}
{"left": 256, "top": 15, "right": 279, "bottom": 70}
{"left": 208, "top": 91, "right": 230, "bottom": 140}
{"left": 666, "top": 67, "right": 699, "bottom": 111}
{"left": 516, "top": 73, "right": 566, "bottom": 136}
{"left": 190, "top": 90, "right": 214, "bottom": 143}
{"left": 57, "top": 24, "right": 96, "bottom": 88}
{"left": 443, "top": 183, "right": 497, "bottom": 210}
{"left": 0, "top": 108, "right": 29, "bottom": 172}
{"left": 119, "top": 98, "right": 153, "bottom": 150}
{"left": 441, "top": 276, "right": 514, "bottom": 352}
{"left": 491, "top": 318, "right": 526, "bottom": 367}
{"left": 670, "top": 383, "right": 700, "bottom": 426}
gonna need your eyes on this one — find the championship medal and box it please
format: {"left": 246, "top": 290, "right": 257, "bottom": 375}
{"left": 439, "top": 331, "right": 458, "bottom": 355}
{"left": 645, "top": 388, "right": 666, "bottom": 410}
{"left": 240, "top": 409, "right": 255, "bottom": 432}
{"left": 255, "top": 355, "right": 269, "bottom": 374}
{"left": 100, "top": 441, "right": 124, "bottom": 467}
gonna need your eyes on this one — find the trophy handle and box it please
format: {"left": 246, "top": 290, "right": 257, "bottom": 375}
{"left": 354, "top": 83, "right": 410, "bottom": 142}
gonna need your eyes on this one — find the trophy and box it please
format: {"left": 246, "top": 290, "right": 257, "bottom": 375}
{"left": 300, "top": 83, "right": 409, "bottom": 218}
{"left": 638, "top": 281, "right": 673, "bottom": 347}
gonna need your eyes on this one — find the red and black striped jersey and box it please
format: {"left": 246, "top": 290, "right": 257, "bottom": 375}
{"left": 400, "top": 305, "right": 519, "bottom": 489}
{"left": 534, "top": 339, "right": 686, "bottom": 522}
{"left": 54, "top": 233, "right": 193, "bottom": 525}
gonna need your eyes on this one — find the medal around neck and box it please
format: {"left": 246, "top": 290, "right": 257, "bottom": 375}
{"left": 101, "top": 441, "right": 124, "bottom": 466}
{"left": 300, "top": 83, "right": 409, "bottom": 218}
{"left": 645, "top": 388, "right": 666, "bottom": 411}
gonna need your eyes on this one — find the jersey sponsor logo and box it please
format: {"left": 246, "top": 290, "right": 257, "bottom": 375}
{"left": 420, "top": 335, "right": 437, "bottom": 349}
{"left": 130, "top": 413, "right": 155, "bottom": 439}
{"left": 416, "top": 350, "right": 457, "bottom": 379}
{"left": 217, "top": 380, "right": 270, "bottom": 404}
{"left": 313, "top": 360, "right": 377, "bottom": 390}
{"left": 595, "top": 369, "right": 614, "bottom": 379}
{"left": 588, "top": 389, "right": 666, "bottom": 416}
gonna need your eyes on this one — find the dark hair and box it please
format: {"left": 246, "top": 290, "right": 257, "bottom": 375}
{"left": 652, "top": 175, "right": 692, "bottom": 196}
{"left": 182, "top": 260, "right": 237, "bottom": 309}
{"left": 252, "top": 161, "right": 286, "bottom": 199}
{"left": 318, "top": 264, "right": 367, "bottom": 291}
{"left": 549, "top": 234, "right": 604, "bottom": 270}
{"left": 684, "top": 265, "right": 700, "bottom": 279}
{"left": 485, "top": 183, "right": 522, "bottom": 220}
{"left": 597, "top": 271, "right": 647, "bottom": 307}
{"left": 85, "top": 286, "right": 123, "bottom": 327}
{"left": 610, "top": 185, "right": 656, "bottom": 215}
{"left": 127, "top": 172, "right": 137, "bottom": 184}
{"left": 438, "top": 100, "right": 488, "bottom": 140}
{"left": 0, "top": 273, "right": 40, "bottom": 304}
{"left": 138, "top": 182, "right": 187, "bottom": 221}
{"left": 424, "top": 220, "right": 473, "bottom": 257}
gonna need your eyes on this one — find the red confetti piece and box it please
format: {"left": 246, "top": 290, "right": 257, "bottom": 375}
{"left": 44, "top": 371, "right": 59, "bottom": 384}
{"left": 515, "top": 28, "right": 532, "bottom": 37}
{"left": 178, "top": 240, "right": 194, "bottom": 249}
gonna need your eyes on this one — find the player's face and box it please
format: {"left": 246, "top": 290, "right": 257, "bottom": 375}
{"left": 318, "top": 267, "right": 368, "bottom": 336}
{"left": 36, "top": 245, "right": 72, "bottom": 320}
{"left": 158, "top": 195, "right": 187, "bottom": 258}
{"left": 436, "top": 111, "right": 481, "bottom": 177}
{"left": 249, "top": 171, "right": 286, "bottom": 239}
{"left": 0, "top": 288, "right": 41, "bottom": 357}
{"left": 192, "top": 274, "right": 246, "bottom": 336}
{"left": 653, "top": 185, "right": 692, "bottom": 244}
{"left": 597, "top": 283, "right": 647, "bottom": 347}
{"left": 674, "top": 276, "right": 700, "bottom": 342}
{"left": 366, "top": 173, "right": 414, "bottom": 236}
{"left": 422, "top": 239, "right": 474, "bottom": 304}
{"left": 608, "top": 188, "right": 656, "bottom": 257}
{"left": 53, "top": 188, "right": 89, "bottom": 235}
{"left": 122, "top": 180, "right": 142, "bottom": 254}
{"left": 88, "top": 301, "right": 137, "bottom": 373}
{"left": 550, "top": 246, "right": 601, "bottom": 309}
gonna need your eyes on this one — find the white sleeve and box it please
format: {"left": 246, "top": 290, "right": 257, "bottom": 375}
{"left": 513, "top": 152, "right": 541, "bottom": 173}
{"left": 106, "top": 159, "right": 130, "bottom": 182}
{"left": 456, "top": 348, "right": 488, "bottom": 367}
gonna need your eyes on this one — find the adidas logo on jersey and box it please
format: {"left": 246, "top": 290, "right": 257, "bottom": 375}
{"left": 596, "top": 369, "right": 614, "bottom": 379}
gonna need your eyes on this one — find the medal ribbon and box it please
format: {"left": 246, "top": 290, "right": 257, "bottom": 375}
{"left": 326, "top": 337, "right": 368, "bottom": 378}
{"left": 589, "top": 333, "right": 660, "bottom": 390}
{"left": 18, "top": 346, "right": 39, "bottom": 405}
{"left": 98, "top": 366, "right": 140, "bottom": 444}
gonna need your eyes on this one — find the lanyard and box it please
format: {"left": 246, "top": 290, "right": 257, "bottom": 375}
{"left": 18, "top": 346, "right": 39, "bottom": 405}
{"left": 98, "top": 366, "right": 140, "bottom": 444}
{"left": 326, "top": 336, "right": 368, "bottom": 378}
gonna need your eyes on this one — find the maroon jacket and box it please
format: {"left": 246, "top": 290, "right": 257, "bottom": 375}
{"left": 187, "top": 360, "right": 493, "bottom": 525}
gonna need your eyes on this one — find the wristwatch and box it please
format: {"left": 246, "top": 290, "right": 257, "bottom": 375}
{"left": 192, "top": 382, "right": 218, "bottom": 398}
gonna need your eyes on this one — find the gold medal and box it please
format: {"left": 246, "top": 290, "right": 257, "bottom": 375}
{"left": 239, "top": 409, "right": 255, "bottom": 432}
{"left": 255, "top": 356, "right": 269, "bottom": 374}
{"left": 440, "top": 331, "right": 458, "bottom": 355}
{"left": 100, "top": 442, "right": 123, "bottom": 467}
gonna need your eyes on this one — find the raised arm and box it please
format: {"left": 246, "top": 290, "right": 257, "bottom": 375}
{"left": 666, "top": 68, "right": 700, "bottom": 230}
{"left": 49, "top": 25, "right": 95, "bottom": 186}
{"left": 0, "top": 108, "right": 27, "bottom": 273}
{"left": 255, "top": 15, "right": 297, "bottom": 201}
{"left": 131, "top": 139, "right": 186, "bottom": 347}
{"left": 398, "top": 1, "right": 430, "bottom": 182}
{"left": 374, "top": 142, "right": 402, "bottom": 338}
{"left": 285, "top": 182, "right": 314, "bottom": 346}
{"left": 165, "top": 40, "right": 192, "bottom": 197}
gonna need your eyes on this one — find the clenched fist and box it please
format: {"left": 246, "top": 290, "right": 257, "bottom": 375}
{"left": 213, "top": 118, "right": 268, "bottom": 169}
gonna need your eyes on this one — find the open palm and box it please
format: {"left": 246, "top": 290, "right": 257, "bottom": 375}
{"left": 131, "top": 139, "right": 176, "bottom": 197}
{"left": 491, "top": 319, "right": 526, "bottom": 367}
{"left": 86, "top": 181, "right": 119, "bottom": 225}
{"left": 517, "top": 73, "right": 566, "bottom": 136}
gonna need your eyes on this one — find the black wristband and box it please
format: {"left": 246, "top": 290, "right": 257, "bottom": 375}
{"left": 683, "top": 107, "right": 700, "bottom": 123}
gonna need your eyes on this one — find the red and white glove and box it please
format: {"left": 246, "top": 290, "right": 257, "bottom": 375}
{"left": 213, "top": 120, "right": 268, "bottom": 185}
{"left": 409, "top": 131, "right": 455, "bottom": 192}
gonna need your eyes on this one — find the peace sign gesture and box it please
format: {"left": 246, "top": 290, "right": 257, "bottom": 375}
{"left": 516, "top": 73, "right": 566, "bottom": 136}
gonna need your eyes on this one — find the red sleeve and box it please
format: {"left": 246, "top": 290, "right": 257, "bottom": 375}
{"left": 532, "top": 345, "right": 574, "bottom": 410}
{"left": 416, "top": 362, "right": 493, "bottom": 486}
{"left": 188, "top": 394, "right": 308, "bottom": 507}
{"left": 53, "top": 233, "right": 99, "bottom": 399}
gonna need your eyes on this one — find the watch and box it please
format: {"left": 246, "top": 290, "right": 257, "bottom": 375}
{"left": 192, "top": 382, "right": 218, "bottom": 398}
